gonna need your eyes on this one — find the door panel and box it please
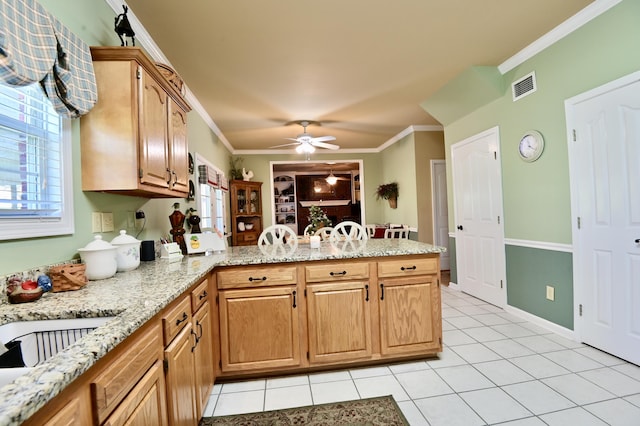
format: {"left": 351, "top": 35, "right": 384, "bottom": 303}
{"left": 452, "top": 129, "right": 506, "bottom": 307}
{"left": 569, "top": 72, "right": 640, "bottom": 364}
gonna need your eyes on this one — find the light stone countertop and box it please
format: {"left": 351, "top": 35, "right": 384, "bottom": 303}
{"left": 0, "top": 239, "right": 444, "bottom": 425}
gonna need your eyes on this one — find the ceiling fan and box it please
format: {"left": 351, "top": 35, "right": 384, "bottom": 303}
{"left": 270, "top": 121, "right": 339, "bottom": 153}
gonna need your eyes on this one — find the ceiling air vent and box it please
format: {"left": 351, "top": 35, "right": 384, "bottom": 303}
{"left": 512, "top": 71, "right": 537, "bottom": 101}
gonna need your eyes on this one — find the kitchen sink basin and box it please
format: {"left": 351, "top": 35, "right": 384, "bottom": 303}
{"left": 0, "top": 317, "right": 113, "bottom": 389}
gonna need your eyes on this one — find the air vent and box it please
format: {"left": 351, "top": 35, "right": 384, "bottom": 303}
{"left": 512, "top": 71, "right": 537, "bottom": 101}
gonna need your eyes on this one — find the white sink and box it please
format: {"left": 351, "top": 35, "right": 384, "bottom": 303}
{"left": 0, "top": 317, "right": 113, "bottom": 388}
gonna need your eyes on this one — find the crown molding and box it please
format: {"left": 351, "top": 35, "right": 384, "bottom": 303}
{"left": 498, "top": 0, "right": 623, "bottom": 74}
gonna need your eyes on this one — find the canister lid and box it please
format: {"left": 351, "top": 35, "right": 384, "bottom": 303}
{"left": 78, "top": 235, "right": 116, "bottom": 252}
{"left": 111, "top": 230, "right": 141, "bottom": 245}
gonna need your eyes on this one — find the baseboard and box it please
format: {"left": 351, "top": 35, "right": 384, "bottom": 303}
{"left": 504, "top": 305, "right": 575, "bottom": 341}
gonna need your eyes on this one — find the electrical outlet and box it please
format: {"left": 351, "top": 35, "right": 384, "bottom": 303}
{"left": 101, "top": 212, "right": 114, "bottom": 232}
{"left": 546, "top": 285, "right": 555, "bottom": 301}
{"left": 91, "top": 212, "right": 102, "bottom": 233}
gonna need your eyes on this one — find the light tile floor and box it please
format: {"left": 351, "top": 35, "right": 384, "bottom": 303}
{"left": 203, "top": 285, "right": 640, "bottom": 425}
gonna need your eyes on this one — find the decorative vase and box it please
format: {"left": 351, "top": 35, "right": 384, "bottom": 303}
{"left": 388, "top": 197, "right": 397, "bottom": 209}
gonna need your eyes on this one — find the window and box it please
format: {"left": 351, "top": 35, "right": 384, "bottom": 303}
{"left": 0, "top": 84, "right": 73, "bottom": 240}
{"left": 195, "top": 154, "right": 227, "bottom": 235}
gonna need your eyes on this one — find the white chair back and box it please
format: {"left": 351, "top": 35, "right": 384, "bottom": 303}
{"left": 365, "top": 224, "right": 376, "bottom": 238}
{"left": 258, "top": 224, "right": 298, "bottom": 247}
{"left": 314, "top": 226, "right": 334, "bottom": 241}
{"left": 329, "top": 221, "right": 368, "bottom": 241}
{"left": 384, "top": 227, "right": 410, "bottom": 239}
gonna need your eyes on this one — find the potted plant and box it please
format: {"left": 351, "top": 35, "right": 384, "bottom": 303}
{"left": 376, "top": 182, "right": 399, "bottom": 209}
{"left": 228, "top": 157, "right": 244, "bottom": 180}
{"left": 306, "top": 205, "right": 332, "bottom": 235}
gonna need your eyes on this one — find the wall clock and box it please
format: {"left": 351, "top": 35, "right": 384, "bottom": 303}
{"left": 518, "top": 130, "right": 544, "bottom": 162}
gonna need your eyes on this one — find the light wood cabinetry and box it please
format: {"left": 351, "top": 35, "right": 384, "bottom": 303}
{"left": 377, "top": 257, "right": 442, "bottom": 356}
{"left": 164, "top": 323, "right": 198, "bottom": 426}
{"left": 23, "top": 389, "right": 92, "bottom": 426}
{"left": 307, "top": 281, "right": 372, "bottom": 364}
{"left": 218, "top": 286, "right": 302, "bottom": 373}
{"left": 80, "top": 46, "right": 191, "bottom": 198}
{"left": 230, "top": 180, "right": 263, "bottom": 246}
{"left": 191, "top": 280, "right": 215, "bottom": 417}
{"left": 102, "top": 361, "right": 168, "bottom": 426}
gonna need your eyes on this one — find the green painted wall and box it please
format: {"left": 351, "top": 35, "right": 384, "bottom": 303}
{"left": 0, "top": 0, "right": 231, "bottom": 276}
{"left": 430, "top": 0, "right": 640, "bottom": 327}
{"left": 414, "top": 131, "right": 445, "bottom": 243}
{"left": 506, "top": 246, "right": 573, "bottom": 329}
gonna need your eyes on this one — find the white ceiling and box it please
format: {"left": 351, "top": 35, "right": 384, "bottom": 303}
{"left": 121, "top": 0, "right": 594, "bottom": 153}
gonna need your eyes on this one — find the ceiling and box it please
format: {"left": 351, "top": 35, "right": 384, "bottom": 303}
{"left": 122, "top": 0, "right": 594, "bottom": 153}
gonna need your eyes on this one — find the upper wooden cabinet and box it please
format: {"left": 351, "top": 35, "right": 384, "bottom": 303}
{"left": 230, "top": 180, "right": 263, "bottom": 246}
{"left": 80, "top": 47, "right": 191, "bottom": 198}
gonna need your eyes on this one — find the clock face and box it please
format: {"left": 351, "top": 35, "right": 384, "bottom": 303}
{"left": 518, "top": 131, "right": 544, "bottom": 162}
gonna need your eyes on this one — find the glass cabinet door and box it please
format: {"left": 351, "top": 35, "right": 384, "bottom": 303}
{"left": 249, "top": 188, "right": 260, "bottom": 214}
{"left": 237, "top": 188, "right": 247, "bottom": 213}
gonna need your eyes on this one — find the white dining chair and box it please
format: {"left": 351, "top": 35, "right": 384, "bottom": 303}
{"left": 329, "top": 221, "right": 368, "bottom": 241}
{"left": 258, "top": 225, "right": 298, "bottom": 246}
{"left": 384, "top": 226, "right": 410, "bottom": 239}
{"left": 314, "top": 226, "right": 334, "bottom": 241}
{"left": 365, "top": 224, "right": 376, "bottom": 239}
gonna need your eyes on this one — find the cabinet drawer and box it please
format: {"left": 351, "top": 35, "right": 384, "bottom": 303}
{"left": 162, "top": 296, "right": 192, "bottom": 345}
{"left": 217, "top": 265, "right": 297, "bottom": 289}
{"left": 305, "top": 262, "right": 369, "bottom": 283}
{"left": 237, "top": 232, "right": 258, "bottom": 243}
{"left": 377, "top": 257, "right": 438, "bottom": 278}
{"left": 92, "top": 323, "right": 162, "bottom": 424}
{"left": 191, "top": 278, "right": 209, "bottom": 313}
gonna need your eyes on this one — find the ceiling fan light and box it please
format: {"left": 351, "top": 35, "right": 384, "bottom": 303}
{"left": 325, "top": 173, "right": 338, "bottom": 185}
{"left": 296, "top": 143, "right": 315, "bottom": 154}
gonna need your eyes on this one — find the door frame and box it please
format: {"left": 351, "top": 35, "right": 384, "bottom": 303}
{"left": 565, "top": 69, "right": 640, "bottom": 343}
{"left": 430, "top": 159, "right": 450, "bottom": 270}
{"left": 451, "top": 126, "right": 507, "bottom": 307}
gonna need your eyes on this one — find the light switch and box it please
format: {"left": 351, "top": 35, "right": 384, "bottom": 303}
{"left": 92, "top": 212, "right": 102, "bottom": 233}
{"left": 101, "top": 212, "right": 114, "bottom": 232}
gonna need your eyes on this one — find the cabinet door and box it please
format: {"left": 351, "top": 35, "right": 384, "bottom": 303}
{"left": 164, "top": 324, "right": 198, "bottom": 426}
{"left": 26, "top": 390, "right": 91, "bottom": 426}
{"left": 378, "top": 275, "right": 442, "bottom": 356}
{"left": 219, "top": 286, "right": 301, "bottom": 372}
{"left": 249, "top": 186, "right": 261, "bottom": 215}
{"left": 193, "top": 302, "right": 215, "bottom": 417}
{"left": 139, "top": 69, "right": 170, "bottom": 189}
{"left": 169, "top": 100, "right": 189, "bottom": 194}
{"left": 307, "top": 281, "right": 373, "bottom": 364}
{"left": 102, "top": 361, "right": 168, "bottom": 426}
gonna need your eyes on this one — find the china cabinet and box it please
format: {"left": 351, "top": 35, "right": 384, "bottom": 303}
{"left": 230, "top": 180, "right": 263, "bottom": 246}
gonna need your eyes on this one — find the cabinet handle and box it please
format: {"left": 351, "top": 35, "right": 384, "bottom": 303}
{"left": 175, "top": 312, "right": 188, "bottom": 326}
{"left": 292, "top": 290, "right": 297, "bottom": 308}
{"left": 196, "top": 320, "right": 203, "bottom": 339}
{"left": 380, "top": 283, "right": 385, "bottom": 300}
{"left": 329, "top": 271, "right": 347, "bottom": 276}
{"left": 191, "top": 329, "right": 198, "bottom": 352}
{"left": 172, "top": 170, "right": 177, "bottom": 187}
{"left": 199, "top": 290, "right": 208, "bottom": 300}
{"left": 401, "top": 265, "right": 417, "bottom": 271}
{"left": 365, "top": 284, "right": 369, "bottom": 302}
{"left": 248, "top": 276, "right": 267, "bottom": 282}
{"left": 166, "top": 168, "right": 172, "bottom": 185}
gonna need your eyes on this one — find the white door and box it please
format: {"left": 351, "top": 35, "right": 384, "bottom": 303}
{"left": 451, "top": 127, "right": 506, "bottom": 307}
{"left": 431, "top": 160, "right": 450, "bottom": 270}
{"left": 567, "top": 71, "right": 640, "bottom": 365}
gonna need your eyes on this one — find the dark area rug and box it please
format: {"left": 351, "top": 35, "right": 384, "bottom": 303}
{"left": 199, "top": 395, "right": 409, "bottom": 425}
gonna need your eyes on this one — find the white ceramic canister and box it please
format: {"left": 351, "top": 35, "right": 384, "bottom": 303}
{"left": 111, "top": 230, "right": 141, "bottom": 272}
{"left": 77, "top": 235, "right": 118, "bottom": 280}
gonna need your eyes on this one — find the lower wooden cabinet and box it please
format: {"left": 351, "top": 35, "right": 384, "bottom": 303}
{"left": 219, "top": 286, "right": 302, "bottom": 373}
{"left": 102, "top": 361, "right": 168, "bottom": 426}
{"left": 24, "top": 389, "right": 92, "bottom": 426}
{"left": 378, "top": 275, "right": 441, "bottom": 356}
{"left": 306, "top": 281, "right": 372, "bottom": 364}
{"left": 193, "top": 301, "right": 215, "bottom": 416}
{"left": 164, "top": 323, "right": 198, "bottom": 426}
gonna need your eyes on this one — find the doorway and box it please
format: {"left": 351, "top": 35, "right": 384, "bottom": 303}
{"left": 431, "top": 160, "right": 450, "bottom": 270}
{"left": 451, "top": 127, "right": 506, "bottom": 307}
{"left": 566, "top": 71, "right": 640, "bottom": 365}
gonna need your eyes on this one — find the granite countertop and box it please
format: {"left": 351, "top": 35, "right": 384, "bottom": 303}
{"left": 0, "top": 239, "right": 444, "bottom": 425}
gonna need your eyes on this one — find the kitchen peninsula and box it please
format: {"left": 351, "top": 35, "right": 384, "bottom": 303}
{"left": 0, "top": 239, "right": 444, "bottom": 425}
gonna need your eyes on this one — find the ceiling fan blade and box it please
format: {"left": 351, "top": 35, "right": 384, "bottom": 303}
{"left": 311, "top": 140, "right": 340, "bottom": 150}
{"left": 269, "top": 142, "right": 300, "bottom": 148}
{"left": 310, "top": 135, "right": 336, "bottom": 143}
{"left": 284, "top": 137, "right": 301, "bottom": 142}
